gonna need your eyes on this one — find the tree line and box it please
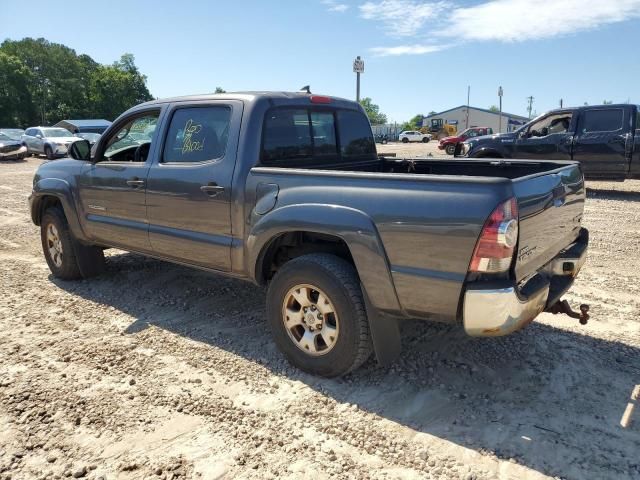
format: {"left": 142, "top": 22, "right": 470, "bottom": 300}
{"left": 0, "top": 38, "right": 153, "bottom": 128}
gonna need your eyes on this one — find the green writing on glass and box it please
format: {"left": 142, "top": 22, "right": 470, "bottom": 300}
{"left": 182, "top": 119, "right": 205, "bottom": 154}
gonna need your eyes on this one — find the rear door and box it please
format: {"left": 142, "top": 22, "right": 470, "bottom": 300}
{"left": 572, "top": 106, "right": 632, "bottom": 179}
{"left": 145, "top": 101, "right": 242, "bottom": 271}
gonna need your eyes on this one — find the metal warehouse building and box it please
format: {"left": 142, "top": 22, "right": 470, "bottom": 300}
{"left": 421, "top": 106, "right": 529, "bottom": 134}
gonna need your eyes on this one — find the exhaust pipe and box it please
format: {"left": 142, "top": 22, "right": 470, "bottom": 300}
{"left": 546, "top": 299, "right": 590, "bottom": 325}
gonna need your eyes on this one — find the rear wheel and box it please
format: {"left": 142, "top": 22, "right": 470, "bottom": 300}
{"left": 44, "top": 145, "right": 55, "bottom": 160}
{"left": 445, "top": 144, "right": 456, "bottom": 155}
{"left": 40, "top": 207, "right": 105, "bottom": 280}
{"left": 266, "top": 253, "right": 372, "bottom": 377}
{"left": 402, "top": 137, "right": 409, "bottom": 143}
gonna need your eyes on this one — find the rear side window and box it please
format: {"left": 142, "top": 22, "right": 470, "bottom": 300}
{"left": 580, "top": 109, "right": 623, "bottom": 133}
{"left": 163, "top": 106, "right": 231, "bottom": 163}
{"left": 261, "top": 108, "right": 374, "bottom": 166}
{"left": 337, "top": 110, "right": 376, "bottom": 159}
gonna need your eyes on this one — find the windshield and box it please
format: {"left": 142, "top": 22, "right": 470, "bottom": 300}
{"left": 42, "top": 128, "right": 74, "bottom": 138}
{"left": 0, "top": 129, "right": 24, "bottom": 140}
{"left": 0, "top": 133, "right": 12, "bottom": 141}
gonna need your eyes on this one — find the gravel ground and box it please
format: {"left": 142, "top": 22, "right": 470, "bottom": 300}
{"left": 1, "top": 157, "right": 639, "bottom": 480}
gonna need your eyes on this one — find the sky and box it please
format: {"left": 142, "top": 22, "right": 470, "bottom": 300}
{"left": 2, "top": 0, "right": 640, "bottom": 122}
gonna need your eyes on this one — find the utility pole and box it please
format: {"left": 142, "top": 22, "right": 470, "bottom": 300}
{"left": 353, "top": 56, "right": 364, "bottom": 102}
{"left": 559, "top": 98, "right": 563, "bottom": 108}
{"left": 466, "top": 85, "right": 470, "bottom": 128}
{"left": 526, "top": 96, "right": 534, "bottom": 119}
{"left": 498, "top": 86, "right": 503, "bottom": 133}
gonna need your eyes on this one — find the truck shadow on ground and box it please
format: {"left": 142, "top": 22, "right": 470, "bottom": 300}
{"left": 52, "top": 252, "right": 640, "bottom": 480}
{"left": 587, "top": 187, "right": 640, "bottom": 202}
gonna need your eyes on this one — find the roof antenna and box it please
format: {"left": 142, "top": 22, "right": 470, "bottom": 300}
{"left": 299, "top": 85, "right": 311, "bottom": 94}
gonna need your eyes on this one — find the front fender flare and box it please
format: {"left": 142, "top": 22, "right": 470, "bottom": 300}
{"left": 31, "top": 178, "right": 87, "bottom": 241}
{"left": 247, "top": 203, "right": 402, "bottom": 315}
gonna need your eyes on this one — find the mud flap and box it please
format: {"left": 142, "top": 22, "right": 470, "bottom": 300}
{"left": 362, "top": 285, "right": 402, "bottom": 367}
{"left": 72, "top": 241, "right": 106, "bottom": 278}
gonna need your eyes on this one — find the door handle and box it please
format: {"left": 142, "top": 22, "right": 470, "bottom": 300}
{"left": 126, "top": 178, "right": 145, "bottom": 188}
{"left": 200, "top": 183, "right": 225, "bottom": 197}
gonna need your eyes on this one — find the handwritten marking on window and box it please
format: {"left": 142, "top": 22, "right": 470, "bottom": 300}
{"left": 182, "top": 119, "right": 205, "bottom": 154}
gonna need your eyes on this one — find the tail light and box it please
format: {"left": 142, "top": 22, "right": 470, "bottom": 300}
{"left": 469, "top": 197, "right": 519, "bottom": 273}
{"left": 310, "top": 95, "right": 332, "bottom": 104}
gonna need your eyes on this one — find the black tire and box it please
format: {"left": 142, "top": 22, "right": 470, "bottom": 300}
{"left": 402, "top": 137, "right": 409, "bottom": 143}
{"left": 382, "top": 139, "right": 388, "bottom": 144}
{"left": 266, "top": 253, "right": 372, "bottom": 377}
{"left": 40, "top": 207, "right": 105, "bottom": 280}
{"left": 422, "top": 137, "right": 430, "bottom": 143}
{"left": 44, "top": 145, "right": 55, "bottom": 160}
{"left": 445, "top": 144, "right": 456, "bottom": 155}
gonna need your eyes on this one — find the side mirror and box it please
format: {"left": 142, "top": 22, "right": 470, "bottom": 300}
{"left": 68, "top": 139, "right": 91, "bottom": 161}
{"left": 35, "top": 134, "right": 42, "bottom": 139}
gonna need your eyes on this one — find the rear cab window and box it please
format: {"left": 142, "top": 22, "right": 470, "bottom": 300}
{"left": 261, "top": 107, "right": 375, "bottom": 167}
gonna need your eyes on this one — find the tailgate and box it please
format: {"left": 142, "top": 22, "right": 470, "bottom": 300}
{"left": 513, "top": 164, "right": 585, "bottom": 282}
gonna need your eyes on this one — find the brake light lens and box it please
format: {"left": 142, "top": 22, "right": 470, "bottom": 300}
{"left": 310, "top": 95, "right": 332, "bottom": 104}
{"left": 469, "top": 198, "right": 519, "bottom": 273}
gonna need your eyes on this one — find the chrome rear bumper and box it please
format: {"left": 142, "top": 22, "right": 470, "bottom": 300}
{"left": 463, "top": 229, "right": 588, "bottom": 337}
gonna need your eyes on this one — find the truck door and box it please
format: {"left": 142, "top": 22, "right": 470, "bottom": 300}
{"left": 514, "top": 112, "right": 573, "bottom": 160}
{"left": 573, "top": 106, "right": 632, "bottom": 179}
{"left": 76, "top": 109, "right": 162, "bottom": 252}
{"left": 145, "top": 101, "right": 242, "bottom": 272}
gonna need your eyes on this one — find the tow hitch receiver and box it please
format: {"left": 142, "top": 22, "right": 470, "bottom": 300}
{"left": 546, "top": 299, "right": 590, "bottom": 325}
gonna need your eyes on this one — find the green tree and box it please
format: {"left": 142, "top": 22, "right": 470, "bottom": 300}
{"left": 214, "top": 87, "right": 226, "bottom": 93}
{"left": 359, "top": 97, "right": 387, "bottom": 125}
{"left": 0, "top": 38, "right": 153, "bottom": 126}
{"left": 488, "top": 105, "right": 499, "bottom": 112}
{"left": 603, "top": 100, "right": 613, "bottom": 105}
{"left": 0, "top": 52, "right": 35, "bottom": 126}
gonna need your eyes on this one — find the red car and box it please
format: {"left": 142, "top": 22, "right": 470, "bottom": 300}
{"left": 438, "top": 127, "right": 494, "bottom": 155}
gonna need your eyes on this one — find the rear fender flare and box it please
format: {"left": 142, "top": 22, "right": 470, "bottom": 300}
{"left": 247, "top": 203, "right": 402, "bottom": 315}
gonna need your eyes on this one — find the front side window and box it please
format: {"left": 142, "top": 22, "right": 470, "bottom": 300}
{"left": 580, "top": 109, "right": 624, "bottom": 133}
{"left": 103, "top": 112, "right": 160, "bottom": 162}
{"left": 163, "top": 106, "right": 231, "bottom": 163}
{"left": 528, "top": 113, "right": 572, "bottom": 137}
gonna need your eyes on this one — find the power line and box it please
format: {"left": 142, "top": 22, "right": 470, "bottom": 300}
{"left": 526, "top": 96, "right": 534, "bottom": 119}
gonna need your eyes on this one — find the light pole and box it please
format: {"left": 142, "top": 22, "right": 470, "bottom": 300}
{"left": 465, "top": 85, "right": 470, "bottom": 129}
{"left": 498, "top": 86, "right": 503, "bottom": 133}
{"left": 353, "top": 56, "right": 364, "bottom": 102}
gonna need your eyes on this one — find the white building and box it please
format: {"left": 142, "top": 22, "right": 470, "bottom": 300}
{"left": 421, "top": 105, "right": 529, "bottom": 134}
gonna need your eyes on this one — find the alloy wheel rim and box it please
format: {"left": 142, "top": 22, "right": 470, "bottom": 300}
{"left": 46, "top": 224, "right": 63, "bottom": 267}
{"left": 282, "top": 284, "right": 339, "bottom": 356}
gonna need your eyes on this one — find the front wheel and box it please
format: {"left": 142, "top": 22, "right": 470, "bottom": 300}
{"left": 44, "top": 145, "right": 55, "bottom": 160}
{"left": 422, "top": 137, "right": 430, "bottom": 143}
{"left": 266, "top": 254, "right": 372, "bottom": 377}
{"left": 41, "top": 207, "right": 105, "bottom": 280}
{"left": 401, "top": 137, "right": 409, "bottom": 143}
{"left": 445, "top": 144, "right": 456, "bottom": 155}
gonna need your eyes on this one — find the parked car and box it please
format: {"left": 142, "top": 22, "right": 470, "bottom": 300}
{"left": 30, "top": 92, "right": 589, "bottom": 377}
{"left": 457, "top": 104, "right": 640, "bottom": 180}
{"left": 375, "top": 133, "right": 389, "bottom": 144}
{"left": 76, "top": 132, "right": 102, "bottom": 146}
{"left": 0, "top": 128, "right": 25, "bottom": 141}
{"left": 438, "top": 127, "right": 493, "bottom": 155}
{"left": 0, "top": 132, "right": 28, "bottom": 160}
{"left": 398, "top": 130, "right": 431, "bottom": 143}
{"left": 22, "top": 127, "right": 80, "bottom": 160}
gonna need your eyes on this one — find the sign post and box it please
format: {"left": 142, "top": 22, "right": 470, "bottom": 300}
{"left": 353, "top": 56, "right": 364, "bottom": 102}
{"left": 498, "top": 86, "right": 504, "bottom": 133}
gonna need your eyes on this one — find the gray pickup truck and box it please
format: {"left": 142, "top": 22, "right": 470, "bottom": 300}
{"left": 30, "top": 92, "right": 589, "bottom": 377}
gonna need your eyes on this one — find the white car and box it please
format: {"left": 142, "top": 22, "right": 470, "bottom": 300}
{"left": 398, "top": 130, "right": 431, "bottom": 143}
{"left": 21, "top": 127, "right": 80, "bottom": 160}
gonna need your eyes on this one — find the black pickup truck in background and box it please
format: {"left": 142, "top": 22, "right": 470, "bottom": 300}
{"left": 457, "top": 104, "right": 640, "bottom": 180}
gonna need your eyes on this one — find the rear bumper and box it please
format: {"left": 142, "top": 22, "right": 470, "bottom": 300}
{"left": 463, "top": 228, "right": 588, "bottom": 336}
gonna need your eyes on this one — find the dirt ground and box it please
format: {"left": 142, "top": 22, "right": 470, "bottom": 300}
{"left": 1, "top": 156, "right": 639, "bottom": 480}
